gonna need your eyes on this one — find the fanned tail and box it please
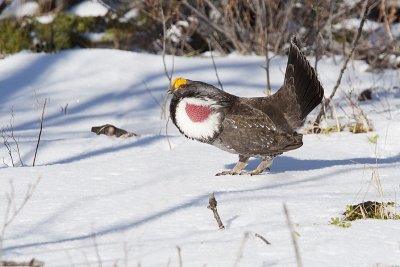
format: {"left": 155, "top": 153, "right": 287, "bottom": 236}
{"left": 284, "top": 36, "right": 324, "bottom": 125}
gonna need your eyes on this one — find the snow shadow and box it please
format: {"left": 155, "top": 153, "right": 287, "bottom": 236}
{"left": 4, "top": 154, "right": 398, "bottom": 255}
{"left": 3, "top": 192, "right": 207, "bottom": 254}
{"left": 0, "top": 54, "right": 63, "bottom": 104}
{"left": 224, "top": 153, "right": 400, "bottom": 172}
{"left": 49, "top": 134, "right": 165, "bottom": 165}
{"left": 10, "top": 57, "right": 278, "bottom": 132}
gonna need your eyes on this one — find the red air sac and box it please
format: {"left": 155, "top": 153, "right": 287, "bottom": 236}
{"left": 185, "top": 103, "right": 212, "bottom": 122}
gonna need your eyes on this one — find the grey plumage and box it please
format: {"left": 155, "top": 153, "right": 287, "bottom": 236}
{"left": 169, "top": 37, "right": 324, "bottom": 175}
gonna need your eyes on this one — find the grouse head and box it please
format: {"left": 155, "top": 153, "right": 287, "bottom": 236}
{"left": 168, "top": 77, "right": 234, "bottom": 143}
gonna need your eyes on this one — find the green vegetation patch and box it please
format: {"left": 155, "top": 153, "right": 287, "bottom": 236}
{"left": 330, "top": 201, "right": 400, "bottom": 228}
{"left": 0, "top": 13, "right": 138, "bottom": 54}
{"left": 0, "top": 19, "right": 32, "bottom": 54}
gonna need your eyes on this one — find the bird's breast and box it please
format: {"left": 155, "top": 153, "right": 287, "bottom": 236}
{"left": 174, "top": 97, "right": 222, "bottom": 142}
{"left": 185, "top": 103, "right": 212, "bottom": 122}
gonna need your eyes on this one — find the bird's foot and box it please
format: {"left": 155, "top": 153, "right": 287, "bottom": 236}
{"left": 249, "top": 167, "right": 270, "bottom": 176}
{"left": 215, "top": 170, "right": 247, "bottom": 176}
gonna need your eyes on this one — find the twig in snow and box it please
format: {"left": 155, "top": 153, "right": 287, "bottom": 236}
{"left": 1, "top": 131, "right": 15, "bottom": 167}
{"left": 176, "top": 246, "right": 182, "bottom": 267}
{"left": 9, "top": 109, "right": 23, "bottom": 166}
{"left": 123, "top": 241, "right": 132, "bottom": 267}
{"left": 207, "top": 193, "right": 225, "bottom": 229}
{"left": 65, "top": 250, "right": 76, "bottom": 267}
{"left": 91, "top": 230, "right": 102, "bottom": 267}
{"left": 207, "top": 40, "right": 224, "bottom": 91}
{"left": 1, "top": 108, "right": 23, "bottom": 167}
{"left": 255, "top": 233, "right": 271, "bottom": 245}
{"left": 164, "top": 117, "right": 172, "bottom": 151}
{"left": 0, "top": 177, "right": 41, "bottom": 264}
{"left": 82, "top": 251, "right": 91, "bottom": 267}
{"left": 32, "top": 98, "right": 47, "bottom": 167}
{"left": 60, "top": 103, "right": 68, "bottom": 115}
{"left": 283, "top": 203, "right": 302, "bottom": 267}
{"left": 0, "top": 258, "right": 44, "bottom": 267}
{"left": 232, "top": 232, "right": 249, "bottom": 267}
{"left": 313, "top": 0, "right": 374, "bottom": 129}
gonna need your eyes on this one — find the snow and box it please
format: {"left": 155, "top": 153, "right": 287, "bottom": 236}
{"left": 66, "top": 0, "right": 108, "bottom": 17}
{"left": 35, "top": 14, "right": 54, "bottom": 24}
{"left": 0, "top": 49, "right": 400, "bottom": 266}
{"left": 333, "top": 18, "right": 382, "bottom": 32}
{"left": 82, "top": 32, "right": 106, "bottom": 42}
{"left": 0, "top": 0, "right": 38, "bottom": 19}
{"left": 121, "top": 8, "right": 138, "bottom": 22}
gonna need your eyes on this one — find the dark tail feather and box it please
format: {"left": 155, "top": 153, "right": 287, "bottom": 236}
{"left": 285, "top": 36, "right": 324, "bottom": 121}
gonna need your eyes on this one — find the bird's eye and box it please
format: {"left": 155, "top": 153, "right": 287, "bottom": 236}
{"left": 172, "top": 77, "right": 187, "bottom": 89}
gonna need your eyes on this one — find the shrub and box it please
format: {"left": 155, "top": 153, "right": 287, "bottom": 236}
{"left": 0, "top": 19, "right": 31, "bottom": 54}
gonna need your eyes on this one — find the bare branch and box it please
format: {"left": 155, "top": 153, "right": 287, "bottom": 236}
{"left": 273, "top": 0, "right": 294, "bottom": 54}
{"left": 207, "top": 40, "right": 224, "bottom": 91}
{"left": 165, "top": 116, "right": 172, "bottom": 151}
{"left": 2, "top": 132, "right": 14, "bottom": 167}
{"left": 313, "top": 0, "right": 374, "bottom": 128}
{"left": 182, "top": 0, "right": 229, "bottom": 41}
{"left": 143, "top": 80, "right": 161, "bottom": 108}
{"left": 9, "top": 109, "right": 23, "bottom": 166}
{"left": 380, "top": 0, "right": 394, "bottom": 43}
{"left": 160, "top": 2, "right": 175, "bottom": 121}
{"left": 260, "top": 0, "right": 271, "bottom": 96}
{"left": 32, "top": 98, "right": 47, "bottom": 166}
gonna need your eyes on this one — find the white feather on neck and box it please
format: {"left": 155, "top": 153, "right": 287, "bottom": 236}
{"left": 175, "top": 97, "right": 222, "bottom": 141}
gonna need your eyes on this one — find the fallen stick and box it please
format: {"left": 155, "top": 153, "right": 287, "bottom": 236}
{"left": 255, "top": 233, "right": 271, "bottom": 245}
{"left": 207, "top": 193, "right": 225, "bottom": 229}
{"left": 283, "top": 203, "right": 303, "bottom": 267}
{"left": 0, "top": 258, "right": 44, "bottom": 267}
{"left": 91, "top": 124, "right": 137, "bottom": 138}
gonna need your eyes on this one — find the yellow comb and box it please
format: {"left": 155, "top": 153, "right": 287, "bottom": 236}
{"left": 172, "top": 77, "right": 187, "bottom": 89}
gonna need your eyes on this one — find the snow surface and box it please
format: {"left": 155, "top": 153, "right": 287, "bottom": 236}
{"left": 66, "top": 0, "right": 108, "bottom": 17}
{"left": 334, "top": 18, "right": 382, "bottom": 32}
{"left": 0, "top": 0, "right": 38, "bottom": 19}
{"left": 0, "top": 49, "right": 400, "bottom": 267}
{"left": 35, "top": 14, "right": 54, "bottom": 24}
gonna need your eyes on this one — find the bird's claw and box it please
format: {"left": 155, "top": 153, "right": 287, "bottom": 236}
{"left": 215, "top": 170, "right": 246, "bottom": 176}
{"left": 249, "top": 167, "right": 271, "bottom": 176}
{"left": 216, "top": 167, "right": 270, "bottom": 176}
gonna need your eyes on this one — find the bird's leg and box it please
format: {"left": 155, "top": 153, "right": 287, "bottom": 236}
{"left": 215, "top": 155, "right": 249, "bottom": 176}
{"left": 249, "top": 158, "right": 273, "bottom": 176}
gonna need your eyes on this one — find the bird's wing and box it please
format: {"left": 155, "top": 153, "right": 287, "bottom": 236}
{"left": 217, "top": 102, "right": 303, "bottom": 156}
